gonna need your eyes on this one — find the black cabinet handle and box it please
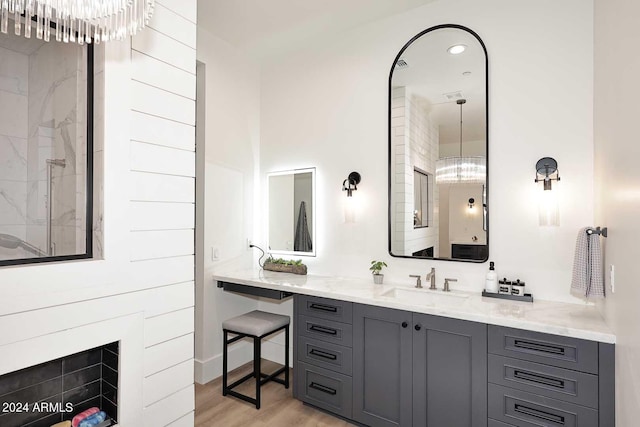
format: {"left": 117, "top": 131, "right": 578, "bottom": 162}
{"left": 514, "top": 369, "right": 565, "bottom": 389}
{"left": 309, "top": 382, "right": 337, "bottom": 395}
{"left": 309, "top": 303, "right": 338, "bottom": 313}
{"left": 402, "top": 322, "right": 408, "bottom": 328}
{"left": 309, "top": 324, "right": 338, "bottom": 335}
{"left": 415, "top": 324, "right": 422, "bottom": 331}
{"left": 309, "top": 349, "right": 338, "bottom": 360}
{"left": 514, "top": 339, "right": 565, "bottom": 356}
{"left": 514, "top": 404, "right": 565, "bottom": 425}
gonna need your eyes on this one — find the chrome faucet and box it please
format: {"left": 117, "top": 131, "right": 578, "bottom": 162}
{"left": 410, "top": 275, "right": 422, "bottom": 289}
{"left": 426, "top": 268, "right": 436, "bottom": 290}
{"left": 443, "top": 278, "right": 458, "bottom": 292}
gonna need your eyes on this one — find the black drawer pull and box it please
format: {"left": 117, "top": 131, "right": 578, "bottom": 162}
{"left": 309, "top": 324, "right": 338, "bottom": 335}
{"left": 514, "top": 369, "right": 565, "bottom": 389}
{"left": 514, "top": 404, "right": 565, "bottom": 425}
{"left": 309, "top": 303, "right": 338, "bottom": 313}
{"left": 514, "top": 339, "right": 566, "bottom": 356}
{"left": 309, "top": 348, "right": 338, "bottom": 360}
{"left": 309, "top": 382, "right": 337, "bottom": 395}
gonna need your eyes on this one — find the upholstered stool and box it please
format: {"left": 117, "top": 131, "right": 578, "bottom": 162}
{"left": 222, "top": 310, "right": 290, "bottom": 409}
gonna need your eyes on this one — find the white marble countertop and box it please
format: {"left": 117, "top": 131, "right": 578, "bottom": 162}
{"left": 213, "top": 269, "right": 615, "bottom": 344}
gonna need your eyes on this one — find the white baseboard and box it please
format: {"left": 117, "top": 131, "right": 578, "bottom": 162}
{"left": 194, "top": 340, "right": 253, "bottom": 384}
{"left": 194, "top": 340, "right": 294, "bottom": 384}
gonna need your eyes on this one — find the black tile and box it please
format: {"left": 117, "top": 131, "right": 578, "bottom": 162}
{"left": 101, "top": 396, "right": 117, "bottom": 422}
{"left": 23, "top": 412, "right": 63, "bottom": 427}
{"left": 0, "top": 377, "right": 62, "bottom": 406}
{"left": 69, "top": 396, "right": 101, "bottom": 418}
{"left": 103, "top": 342, "right": 119, "bottom": 355}
{"left": 0, "top": 360, "right": 62, "bottom": 396}
{"left": 62, "top": 365, "right": 100, "bottom": 392}
{"left": 102, "top": 350, "right": 118, "bottom": 372}
{"left": 0, "top": 395, "right": 63, "bottom": 427}
{"left": 63, "top": 347, "right": 102, "bottom": 374}
{"left": 63, "top": 380, "right": 101, "bottom": 406}
{"left": 101, "top": 380, "right": 117, "bottom": 405}
{"left": 102, "top": 365, "right": 117, "bottom": 389}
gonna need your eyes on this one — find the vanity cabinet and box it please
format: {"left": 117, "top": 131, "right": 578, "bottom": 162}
{"left": 292, "top": 295, "right": 614, "bottom": 427}
{"left": 352, "top": 305, "right": 487, "bottom": 427}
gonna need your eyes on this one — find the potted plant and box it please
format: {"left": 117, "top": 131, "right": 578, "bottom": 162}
{"left": 370, "top": 260, "right": 387, "bottom": 284}
{"left": 263, "top": 257, "right": 308, "bottom": 275}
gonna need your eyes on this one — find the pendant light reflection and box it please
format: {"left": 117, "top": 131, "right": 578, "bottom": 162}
{"left": 535, "top": 157, "right": 560, "bottom": 226}
{"left": 435, "top": 99, "right": 486, "bottom": 184}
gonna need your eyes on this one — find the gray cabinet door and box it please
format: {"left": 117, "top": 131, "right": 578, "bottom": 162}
{"left": 413, "top": 313, "right": 488, "bottom": 427}
{"left": 353, "top": 304, "right": 413, "bottom": 427}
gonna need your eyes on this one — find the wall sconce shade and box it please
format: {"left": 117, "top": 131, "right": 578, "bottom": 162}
{"left": 535, "top": 157, "right": 560, "bottom": 226}
{"left": 342, "top": 172, "right": 361, "bottom": 197}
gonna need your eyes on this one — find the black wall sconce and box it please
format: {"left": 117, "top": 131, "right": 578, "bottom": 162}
{"left": 468, "top": 197, "right": 475, "bottom": 209}
{"left": 534, "top": 157, "right": 560, "bottom": 190}
{"left": 342, "top": 172, "right": 361, "bottom": 197}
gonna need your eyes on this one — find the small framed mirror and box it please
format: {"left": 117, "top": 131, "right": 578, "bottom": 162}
{"left": 267, "top": 168, "right": 316, "bottom": 256}
{"left": 388, "top": 24, "right": 488, "bottom": 262}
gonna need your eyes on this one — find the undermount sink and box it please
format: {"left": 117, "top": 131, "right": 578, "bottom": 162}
{"left": 380, "top": 287, "right": 469, "bottom": 305}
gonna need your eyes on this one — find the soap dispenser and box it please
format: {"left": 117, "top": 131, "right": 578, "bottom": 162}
{"left": 485, "top": 262, "right": 498, "bottom": 293}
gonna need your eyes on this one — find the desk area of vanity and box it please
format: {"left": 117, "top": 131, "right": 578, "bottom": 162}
{"left": 214, "top": 269, "right": 615, "bottom": 427}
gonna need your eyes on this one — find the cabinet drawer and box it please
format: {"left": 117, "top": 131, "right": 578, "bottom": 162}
{"left": 297, "top": 295, "right": 353, "bottom": 323}
{"left": 298, "top": 336, "right": 353, "bottom": 376}
{"left": 488, "top": 384, "right": 598, "bottom": 427}
{"left": 298, "top": 315, "right": 353, "bottom": 347}
{"left": 489, "top": 420, "right": 515, "bottom": 427}
{"left": 489, "top": 355, "right": 598, "bottom": 408}
{"left": 488, "top": 326, "right": 598, "bottom": 374}
{"left": 296, "top": 361, "right": 352, "bottom": 419}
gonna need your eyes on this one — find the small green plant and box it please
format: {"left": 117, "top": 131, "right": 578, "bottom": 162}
{"left": 266, "top": 257, "right": 304, "bottom": 266}
{"left": 370, "top": 260, "right": 387, "bottom": 275}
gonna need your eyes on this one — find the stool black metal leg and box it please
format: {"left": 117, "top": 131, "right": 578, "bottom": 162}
{"left": 222, "top": 330, "right": 228, "bottom": 396}
{"left": 254, "top": 336, "right": 261, "bottom": 409}
{"left": 285, "top": 324, "right": 290, "bottom": 389}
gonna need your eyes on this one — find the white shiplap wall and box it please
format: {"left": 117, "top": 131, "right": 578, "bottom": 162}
{"left": 0, "top": 1, "right": 197, "bottom": 426}
{"left": 131, "top": 1, "right": 197, "bottom": 425}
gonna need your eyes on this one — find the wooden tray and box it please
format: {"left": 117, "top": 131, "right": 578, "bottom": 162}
{"left": 263, "top": 262, "right": 307, "bottom": 275}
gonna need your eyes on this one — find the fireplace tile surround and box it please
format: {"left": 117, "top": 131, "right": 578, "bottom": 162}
{"left": 0, "top": 342, "right": 119, "bottom": 427}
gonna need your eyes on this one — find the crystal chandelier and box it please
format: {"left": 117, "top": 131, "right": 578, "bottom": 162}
{"left": 0, "top": 0, "right": 155, "bottom": 45}
{"left": 435, "top": 99, "right": 486, "bottom": 184}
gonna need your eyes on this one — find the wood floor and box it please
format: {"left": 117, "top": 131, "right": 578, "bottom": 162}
{"left": 195, "top": 360, "right": 353, "bottom": 427}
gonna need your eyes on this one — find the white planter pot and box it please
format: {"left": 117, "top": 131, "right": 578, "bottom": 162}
{"left": 373, "top": 274, "right": 384, "bottom": 284}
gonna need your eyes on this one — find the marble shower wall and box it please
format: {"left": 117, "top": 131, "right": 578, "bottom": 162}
{"left": 0, "top": 45, "right": 29, "bottom": 259}
{"left": 0, "top": 29, "right": 88, "bottom": 261}
{"left": 26, "top": 39, "right": 87, "bottom": 257}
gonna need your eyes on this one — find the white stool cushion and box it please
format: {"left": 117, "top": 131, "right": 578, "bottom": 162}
{"left": 223, "top": 310, "right": 290, "bottom": 337}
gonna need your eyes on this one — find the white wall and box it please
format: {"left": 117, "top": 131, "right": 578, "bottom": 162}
{"left": 0, "top": 2, "right": 197, "bottom": 425}
{"left": 594, "top": 0, "right": 640, "bottom": 424}
{"left": 195, "top": 27, "right": 262, "bottom": 383}
{"left": 260, "top": 0, "right": 594, "bottom": 303}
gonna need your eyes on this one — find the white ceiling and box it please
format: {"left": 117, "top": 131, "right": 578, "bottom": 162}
{"left": 198, "top": 0, "right": 437, "bottom": 59}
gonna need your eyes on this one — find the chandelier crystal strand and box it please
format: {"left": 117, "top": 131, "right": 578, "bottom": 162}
{"left": 0, "top": 0, "right": 154, "bottom": 44}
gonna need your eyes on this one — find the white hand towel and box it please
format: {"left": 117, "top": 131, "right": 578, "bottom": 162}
{"left": 571, "top": 227, "right": 605, "bottom": 299}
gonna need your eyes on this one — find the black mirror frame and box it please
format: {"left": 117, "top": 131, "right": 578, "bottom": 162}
{"left": 387, "top": 24, "right": 489, "bottom": 263}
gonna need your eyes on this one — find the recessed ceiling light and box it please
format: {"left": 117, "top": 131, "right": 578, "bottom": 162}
{"left": 447, "top": 44, "right": 467, "bottom": 55}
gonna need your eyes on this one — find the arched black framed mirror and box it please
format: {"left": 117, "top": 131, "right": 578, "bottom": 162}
{"left": 388, "top": 24, "right": 488, "bottom": 262}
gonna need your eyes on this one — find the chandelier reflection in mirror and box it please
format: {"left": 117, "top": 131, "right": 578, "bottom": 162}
{"left": 0, "top": 0, "right": 155, "bottom": 44}
{"left": 435, "top": 99, "right": 486, "bottom": 184}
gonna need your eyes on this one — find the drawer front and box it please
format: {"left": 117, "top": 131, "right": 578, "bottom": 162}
{"left": 298, "top": 315, "right": 353, "bottom": 347}
{"left": 488, "top": 384, "right": 598, "bottom": 427}
{"left": 296, "top": 361, "right": 352, "bottom": 419}
{"left": 489, "top": 355, "right": 598, "bottom": 408}
{"left": 489, "top": 420, "right": 515, "bottom": 427}
{"left": 297, "top": 295, "right": 353, "bottom": 324}
{"left": 298, "top": 336, "right": 353, "bottom": 376}
{"left": 488, "top": 326, "right": 598, "bottom": 374}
